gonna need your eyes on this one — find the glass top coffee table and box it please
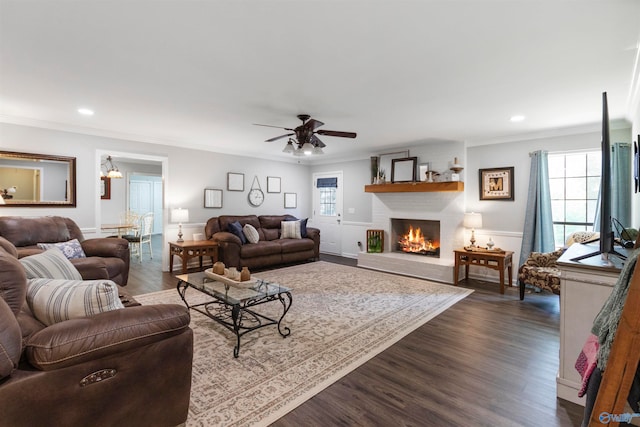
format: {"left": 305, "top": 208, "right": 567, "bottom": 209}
{"left": 176, "top": 271, "right": 292, "bottom": 357}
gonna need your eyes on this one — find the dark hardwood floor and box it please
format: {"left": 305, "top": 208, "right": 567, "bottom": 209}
{"left": 127, "top": 236, "right": 585, "bottom": 426}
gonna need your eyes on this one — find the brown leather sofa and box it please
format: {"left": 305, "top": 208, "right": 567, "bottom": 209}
{"left": 0, "top": 216, "right": 130, "bottom": 286}
{"left": 0, "top": 236, "right": 193, "bottom": 427}
{"left": 205, "top": 215, "right": 320, "bottom": 270}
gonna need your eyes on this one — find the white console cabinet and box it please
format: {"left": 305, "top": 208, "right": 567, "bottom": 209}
{"left": 556, "top": 243, "right": 628, "bottom": 406}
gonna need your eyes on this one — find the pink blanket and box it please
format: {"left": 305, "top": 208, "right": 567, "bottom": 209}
{"left": 575, "top": 333, "right": 599, "bottom": 397}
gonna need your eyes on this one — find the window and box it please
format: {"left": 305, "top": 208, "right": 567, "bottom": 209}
{"left": 316, "top": 177, "right": 337, "bottom": 216}
{"left": 548, "top": 150, "right": 601, "bottom": 248}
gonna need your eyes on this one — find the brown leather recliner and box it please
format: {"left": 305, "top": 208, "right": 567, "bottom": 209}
{"left": 0, "top": 216, "right": 130, "bottom": 285}
{"left": 0, "top": 237, "right": 193, "bottom": 427}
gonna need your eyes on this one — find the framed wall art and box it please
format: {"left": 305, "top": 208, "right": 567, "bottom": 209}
{"left": 284, "top": 192, "right": 297, "bottom": 209}
{"left": 100, "top": 177, "right": 110, "bottom": 200}
{"left": 391, "top": 156, "right": 417, "bottom": 183}
{"left": 267, "top": 176, "right": 281, "bottom": 193}
{"left": 479, "top": 167, "right": 514, "bottom": 201}
{"left": 227, "top": 172, "right": 244, "bottom": 191}
{"left": 204, "top": 188, "right": 223, "bottom": 208}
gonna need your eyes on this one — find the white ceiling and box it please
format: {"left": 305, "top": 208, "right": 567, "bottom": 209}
{"left": 1, "top": 0, "right": 639, "bottom": 164}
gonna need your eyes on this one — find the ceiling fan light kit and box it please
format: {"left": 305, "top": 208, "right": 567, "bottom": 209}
{"left": 256, "top": 114, "right": 356, "bottom": 156}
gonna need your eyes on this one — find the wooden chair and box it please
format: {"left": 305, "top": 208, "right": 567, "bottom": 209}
{"left": 123, "top": 212, "right": 153, "bottom": 262}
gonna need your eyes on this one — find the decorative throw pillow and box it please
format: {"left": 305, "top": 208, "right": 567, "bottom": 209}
{"left": 299, "top": 218, "right": 309, "bottom": 238}
{"left": 20, "top": 248, "right": 83, "bottom": 280}
{"left": 37, "top": 238, "right": 86, "bottom": 259}
{"left": 26, "top": 278, "right": 124, "bottom": 326}
{"left": 281, "top": 220, "right": 302, "bottom": 239}
{"left": 243, "top": 224, "right": 260, "bottom": 244}
{"left": 228, "top": 221, "right": 247, "bottom": 244}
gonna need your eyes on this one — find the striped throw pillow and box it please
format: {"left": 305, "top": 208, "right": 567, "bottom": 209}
{"left": 243, "top": 224, "right": 260, "bottom": 244}
{"left": 280, "top": 220, "right": 302, "bottom": 239}
{"left": 20, "top": 248, "right": 82, "bottom": 280}
{"left": 26, "top": 278, "right": 124, "bottom": 326}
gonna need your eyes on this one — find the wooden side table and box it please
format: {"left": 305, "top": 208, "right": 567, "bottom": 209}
{"left": 169, "top": 240, "right": 218, "bottom": 274}
{"left": 453, "top": 248, "right": 514, "bottom": 294}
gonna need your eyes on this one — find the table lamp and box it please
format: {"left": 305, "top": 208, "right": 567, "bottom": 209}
{"left": 464, "top": 212, "right": 483, "bottom": 247}
{"left": 171, "top": 208, "right": 189, "bottom": 242}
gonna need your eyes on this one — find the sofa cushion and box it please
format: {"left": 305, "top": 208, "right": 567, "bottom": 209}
{"left": 240, "top": 240, "right": 282, "bottom": 258}
{"left": 0, "top": 249, "right": 27, "bottom": 315}
{"left": 263, "top": 228, "right": 279, "bottom": 241}
{"left": 0, "top": 297, "right": 21, "bottom": 379}
{"left": 286, "top": 217, "right": 309, "bottom": 238}
{"left": 20, "top": 248, "right": 83, "bottom": 280}
{"left": 243, "top": 224, "right": 260, "bottom": 244}
{"left": 0, "top": 216, "right": 72, "bottom": 247}
{"left": 281, "top": 220, "right": 302, "bottom": 239}
{"left": 26, "top": 278, "right": 124, "bottom": 326}
{"left": 37, "top": 238, "right": 87, "bottom": 259}
{"left": 228, "top": 221, "right": 247, "bottom": 244}
{"left": 280, "top": 238, "right": 314, "bottom": 254}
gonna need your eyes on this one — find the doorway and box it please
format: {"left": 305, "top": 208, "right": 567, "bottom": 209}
{"left": 312, "top": 171, "right": 343, "bottom": 255}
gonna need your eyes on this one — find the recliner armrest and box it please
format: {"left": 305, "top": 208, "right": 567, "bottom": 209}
{"left": 81, "top": 238, "right": 129, "bottom": 259}
{"left": 25, "top": 304, "right": 190, "bottom": 371}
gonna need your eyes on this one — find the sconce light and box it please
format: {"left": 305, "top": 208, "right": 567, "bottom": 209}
{"left": 171, "top": 208, "right": 190, "bottom": 242}
{"left": 463, "top": 212, "right": 483, "bottom": 247}
{"left": 1, "top": 186, "right": 17, "bottom": 200}
{"left": 101, "top": 156, "right": 123, "bottom": 179}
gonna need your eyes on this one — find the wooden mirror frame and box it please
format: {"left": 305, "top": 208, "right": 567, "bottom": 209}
{"left": 0, "top": 150, "right": 77, "bottom": 207}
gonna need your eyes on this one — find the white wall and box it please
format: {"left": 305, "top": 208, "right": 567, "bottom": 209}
{"left": 0, "top": 122, "right": 312, "bottom": 269}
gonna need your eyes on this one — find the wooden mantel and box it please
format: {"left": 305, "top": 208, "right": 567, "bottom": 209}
{"left": 364, "top": 181, "right": 464, "bottom": 193}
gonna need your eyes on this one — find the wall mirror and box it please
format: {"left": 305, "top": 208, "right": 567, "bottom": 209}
{"left": 0, "top": 150, "right": 77, "bottom": 207}
{"left": 391, "top": 156, "right": 418, "bottom": 183}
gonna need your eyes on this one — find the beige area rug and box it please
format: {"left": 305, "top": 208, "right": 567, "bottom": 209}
{"left": 135, "top": 261, "right": 472, "bottom": 426}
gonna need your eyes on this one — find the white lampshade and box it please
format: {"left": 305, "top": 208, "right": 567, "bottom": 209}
{"left": 301, "top": 142, "right": 314, "bottom": 155}
{"left": 282, "top": 141, "right": 295, "bottom": 153}
{"left": 0, "top": 195, "right": 4, "bottom": 205}
{"left": 171, "top": 208, "right": 189, "bottom": 223}
{"left": 463, "top": 212, "right": 483, "bottom": 229}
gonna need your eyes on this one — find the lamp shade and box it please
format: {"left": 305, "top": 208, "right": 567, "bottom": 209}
{"left": 0, "top": 195, "right": 4, "bottom": 205}
{"left": 171, "top": 208, "right": 189, "bottom": 223}
{"left": 463, "top": 212, "right": 482, "bottom": 229}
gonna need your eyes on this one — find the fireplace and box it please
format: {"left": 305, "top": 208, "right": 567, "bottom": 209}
{"left": 390, "top": 218, "right": 440, "bottom": 257}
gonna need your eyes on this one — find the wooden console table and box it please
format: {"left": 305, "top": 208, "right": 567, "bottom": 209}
{"left": 453, "top": 248, "right": 514, "bottom": 294}
{"left": 169, "top": 240, "right": 218, "bottom": 274}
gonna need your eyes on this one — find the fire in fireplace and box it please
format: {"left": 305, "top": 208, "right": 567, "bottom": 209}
{"left": 391, "top": 218, "right": 440, "bottom": 257}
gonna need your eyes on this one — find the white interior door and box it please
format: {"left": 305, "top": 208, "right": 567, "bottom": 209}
{"left": 312, "top": 171, "right": 343, "bottom": 255}
{"left": 129, "top": 175, "right": 163, "bottom": 234}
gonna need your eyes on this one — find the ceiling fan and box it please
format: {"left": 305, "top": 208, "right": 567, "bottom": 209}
{"left": 254, "top": 114, "right": 357, "bottom": 155}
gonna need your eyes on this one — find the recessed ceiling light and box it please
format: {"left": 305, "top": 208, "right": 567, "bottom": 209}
{"left": 77, "top": 108, "right": 94, "bottom": 116}
{"left": 510, "top": 115, "right": 525, "bottom": 122}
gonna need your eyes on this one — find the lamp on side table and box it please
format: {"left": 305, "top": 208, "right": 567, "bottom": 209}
{"left": 171, "top": 208, "right": 189, "bottom": 243}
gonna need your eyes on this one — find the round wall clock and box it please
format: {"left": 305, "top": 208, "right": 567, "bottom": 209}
{"left": 248, "top": 175, "right": 264, "bottom": 207}
{"left": 248, "top": 188, "right": 264, "bottom": 206}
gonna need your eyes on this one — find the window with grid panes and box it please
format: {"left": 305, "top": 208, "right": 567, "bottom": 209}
{"left": 318, "top": 187, "right": 336, "bottom": 216}
{"left": 548, "top": 150, "right": 601, "bottom": 248}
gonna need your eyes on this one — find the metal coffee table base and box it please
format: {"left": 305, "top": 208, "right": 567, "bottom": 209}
{"left": 177, "top": 280, "right": 292, "bottom": 357}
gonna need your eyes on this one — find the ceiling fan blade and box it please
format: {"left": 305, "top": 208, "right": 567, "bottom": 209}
{"left": 316, "top": 129, "right": 357, "bottom": 138}
{"left": 254, "top": 123, "right": 295, "bottom": 131}
{"left": 265, "top": 133, "right": 294, "bottom": 142}
{"left": 303, "top": 118, "right": 325, "bottom": 131}
{"left": 311, "top": 134, "right": 326, "bottom": 148}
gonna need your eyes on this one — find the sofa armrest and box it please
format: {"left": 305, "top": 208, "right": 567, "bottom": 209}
{"left": 81, "top": 237, "right": 129, "bottom": 259}
{"left": 25, "top": 304, "right": 190, "bottom": 371}
{"left": 306, "top": 227, "right": 320, "bottom": 258}
{"left": 210, "top": 231, "right": 241, "bottom": 245}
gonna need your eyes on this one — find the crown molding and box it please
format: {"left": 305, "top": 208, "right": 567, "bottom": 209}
{"left": 466, "top": 118, "right": 632, "bottom": 147}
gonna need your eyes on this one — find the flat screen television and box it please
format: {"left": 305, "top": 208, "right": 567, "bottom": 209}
{"left": 571, "top": 92, "right": 626, "bottom": 265}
